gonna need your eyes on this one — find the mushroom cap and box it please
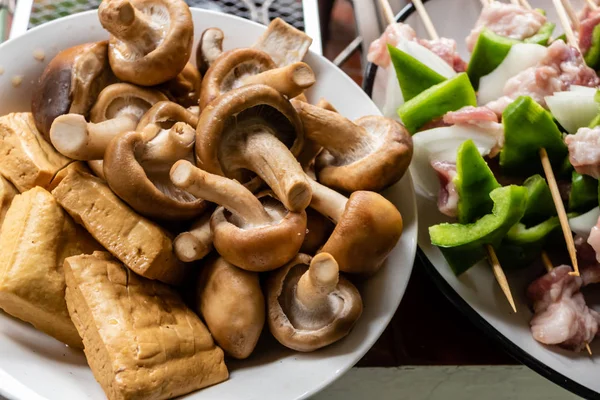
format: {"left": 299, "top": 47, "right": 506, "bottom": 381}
{"left": 320, "top": 191, "right": 403, "bottom": 276}
{"left": 197, "top": 256, "right": 265, "bottom": 359}
{"left": 211, "top": 191, "right": 306, "bottom": 272}
{"left": 158, "top": 63, "right": 202, "bottom": 108}
{"left": 136, "top": 100, "right": 199, "bottom": 131}
{"left": 103, "top": 129, "right": 207, "bottom": 220}
{"left": 267, "top": 253, "right": 363, "bottom": 352}
{"left": 199, "top": 48, "right": 276, "bottom": 109}
{"left": 99, "top": 0, "right": 194, "bottom": 86}
{"left": 196, "top": 27, "right": 224, "bottom": 75}
{"left": 31, "top": 41, "right": 113, "bottom": 139}
{"left": 315, "top": 116, "right": 413, "bottom": 193}
{"left": 90, "top": 83, "right": 168, "bottom": 123}
{"left": 196, "top": 84, "right": 304, "bottom": 181}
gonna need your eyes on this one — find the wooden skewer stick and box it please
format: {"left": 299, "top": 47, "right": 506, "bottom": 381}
{"left": 555, "top": 0, "right": 581, "bottom": 40}
{"left": 412, "top": 0, "right": 439, "bottom": 40}
{"left": 539, "top": 148, "right": 579, "bottom": 277}
{"left": 379, "top": 0, "right": 396, "bottom": 26}
{"left": 480, "top": 0, "right": 490, "bottom": 6}
{"left": 519, "top": 0, "right": 533, "bottom": 10}
{"left": 485, "top": 244, "right": 517, "bottom": 313}
{"left": 540, "top": 252, "right": 592, "bottom": 355}
{"left": 586, "top": 0, "right": 599, "bottom": 11}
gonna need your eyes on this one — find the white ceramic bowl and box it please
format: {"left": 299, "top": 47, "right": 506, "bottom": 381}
{"left": 0, "top": 8, "right": 418, "bottom": 400}
{"left": 366, "top": 0, "right": 599, "bottom": 398}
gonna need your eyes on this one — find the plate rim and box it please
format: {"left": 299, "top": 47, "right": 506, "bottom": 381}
{"left": 362, "top": 2, "right": 599, "bottom": 399}
{"left": 0, "top": 7, "right": 418, "bottom": 400}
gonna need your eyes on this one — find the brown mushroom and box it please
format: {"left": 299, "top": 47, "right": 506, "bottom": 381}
{"left": 98, "top": 0, "right": 193, "bottom": 86}
{"left": 196, "top": 84, "right": 311, "bottom": 212}
{"left": 199, "top": 48, "right": 315, "bottom": 108}
{"left": 267, "top": 252, "right": 362, "bottom": 352}
{"left": 50, "top": 83, "right": 167, "bottom": 161}
{"left": 158, "top": 63, "right": 202, "bottom": 108}
{"left": 104, "top": 121, "right": 207, "bottom": 220}
{"left": 253, "top": 18, "right": 313, "bottom": 67}
{"left": 301, "top": 208, "right": 334, "bottom": 255}
{"left": 174, "top": 210, "right": 214, "bottom": 262}
{"left": 309, "top": 179, "right": 403, "bottom": 276}
{"left": 88, "top": 160, "right": 106, "bottom": 180}
{"left": 170, "top": 160, "right": 306, "bottom": 272}
{"left": 197, "top": 256, "right": 265, "bottom": 359}
{"left": 292, "top": 100, "right": 413, "bottom": 193}
{"left": 196, "top": 27, "right": 224, "bottom": 75}
{"left": 31, "top": 41, "right": 114, "bottom": 140}
{"left": 137, "top": 100, "right": 199, "bottom": 131}
{"left": 297, "top": 98, "right": 338, "bottom": 174}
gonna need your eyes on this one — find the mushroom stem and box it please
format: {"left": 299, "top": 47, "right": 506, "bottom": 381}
{"left": 242, "top": 62, "right": 316, "bottom": 99}
{"left": 315, "top": 98, "right": 338, "bottom": 113}
{"left": 99, "top": 0, "right": 163, "bottom": 55}
{"left": 297, "top": 99, "right": 338, "bottom": 169}
{"left": 308, "top": 179, "right": 347, "bottom": 223}
{"left": 170, "top": 160, "right": 272, "bottom": 225}
{"left": 174, "top": 212, "right": 213, "bottom": 262}
{"left": 231, "top": 128, "right": 312, "bottom": 212}
{"left": 292, "top": 101, "right": 364, "bottom": 154}
{"left": 296, "top": 253, "right": 339, "bottom": 310}
{"left": 197, "top": 28, "right": 224, "bottom": 75}
{"left": 138, "top": 122, "right": 196, "bottom": 166}
{"left": 50, "top": 113, "right": 138, "bottom": 160}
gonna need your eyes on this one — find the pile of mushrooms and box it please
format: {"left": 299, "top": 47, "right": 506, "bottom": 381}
{"left": 24, "top": 0, "right": 413, "bottom": 361}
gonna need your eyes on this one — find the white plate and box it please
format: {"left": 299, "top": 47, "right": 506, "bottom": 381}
{"left": 366, "top": 0, "right": 599, "bottom": 398}
{"left": 0, "top": 8, "right": 418, "bottom": 400}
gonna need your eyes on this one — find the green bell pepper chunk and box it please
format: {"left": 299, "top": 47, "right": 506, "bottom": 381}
{"left": 388, "top": 45, "right": 446, "bottom": 102}
{"left": 522, "top": 175, "right": 556, "bottom": 225}
{"left": 467, "top": 29, "right": 517, "bottom": 90}
{"left": 589, "top": 114, "right": 600, "bottom": 128}
{"left": 569, "top": 172, "right": 599, "bottom": 212}
{"left": 454, "top": 140, "right": 501, "bottom": 224}
{"left": 500, "top": 96, "right": 568, "bottom": 175}
{"left": 397, "top": 73, "right": 477, "bottom": 134}
{"left": 584, "top": 25, "right": 600, "bottom": 71}
{"left": 429, "top": 185, "right": 528, "bottom": 275}
{"left": 497, "top": 217, "right": 561, "bottom": 268}
{"left": 523, "top": 22, "right": 555, "bottom": 46}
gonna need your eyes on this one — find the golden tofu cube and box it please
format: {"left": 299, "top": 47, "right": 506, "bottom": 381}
{"left": 0, "top": 113, "right": 71, "bottom": 192}
{"left": 64, "top": 252, "right": 228, "bottom": 400}
{"left": 0, "top": 187, "right": 101, "bottom": 348}
{"left": 52, "top": 168, "right": 186, "bottom": 285}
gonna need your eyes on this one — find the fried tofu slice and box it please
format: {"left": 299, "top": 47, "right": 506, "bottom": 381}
{"left": 52, "top": 169, "right": 186, "bottom": 285}
{"left": 0, "top": 113, "right": 71, "bottom": 192}
{"left": 0, "top": 187, "right": 102, "bottom": 348}
{"left": 64, "top": 252, "right": 228, "bottom": 400}
{"left": 253, "top": 18, "right": 313, "bottom": 67}
{"left": 0, "top": 176, "right": 17, "bottom": 226}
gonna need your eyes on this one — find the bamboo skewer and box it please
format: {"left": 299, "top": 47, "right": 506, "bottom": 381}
{"left": 378, "top": 0, "right": 396, "bottom": 28}
{"left": 586, "top": 0, "right": 599, "bottom": 11}
{"left": 540, "top": 252, "right": 592, "bottom": 355}
{"left": 555, "top": 0, "right": 580, "bottom": 47}
{"left": 412, "top": 0, "right": 439, "bottom": 40}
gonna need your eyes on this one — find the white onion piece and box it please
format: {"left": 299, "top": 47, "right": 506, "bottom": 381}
{"left": 478, "top": 43, "right": 548, "bottom": 105}
{"left": 411, "top": 125, "right": 498, "bottom": 198}
{"left": 395, "top": 40, "right": 457, "bottom": 79}
{"left": 569, "top": 207, "right": 600, "bottom": 240}
{"left": 381, "top": 67, "right": 404, "bottom": 121}
{"left": 381, "top": 40, "right": 457, "bottom": 119}
{"left": 568, "top": 85, "right": 597, "bottom": 94}
{"left": 545, "top": 90, "right": 599, "bottom": 134}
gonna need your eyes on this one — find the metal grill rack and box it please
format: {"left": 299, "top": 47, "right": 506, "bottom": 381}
{"left": 28, "top": 0, "right": 305, "bottom": 31}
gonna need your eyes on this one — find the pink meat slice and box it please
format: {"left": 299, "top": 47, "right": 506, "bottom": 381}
{"left": 565, "top": 126, "right": 600, "bottom": 180}
{"left": 466, "top": 2, "right": 546, "bottom": 52}
{"left": 431, "top": 160, "right": 458, "bottom": 218}
{"left": 486, "top": 40, "right": 600, "bottom": 114}
{"left": 367, "top": 22, "right": 467, "bottom": 72}
{"left": 579, "top": 7, "right": 600, "bottom": 54}
{"left": 442, "top": 106, "right": 504, "bottom": 157}
{"left": 527, "top": 265, "right": 600, "bottom": 352}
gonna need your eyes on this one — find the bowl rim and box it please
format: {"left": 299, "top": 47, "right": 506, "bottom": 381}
{"left": 0, "top": 7, "right": 418, "bottom": 400}
{"left": 362, "top": 2, "right": 600, "bottom": 399}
